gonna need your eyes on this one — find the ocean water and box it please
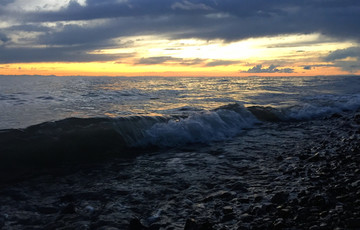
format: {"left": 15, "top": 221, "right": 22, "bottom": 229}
{"left": 1, "top": 75, "right": 360, "bottom": 128}
{"left": 0, "top": 75, "right": 359, "bottom": 158}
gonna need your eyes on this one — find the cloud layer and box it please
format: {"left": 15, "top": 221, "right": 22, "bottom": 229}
{"left": 0, "top": 0, "right": 359, "bottom": 66}
{"left": 243, "top": 64, "right": 294, "bottom": 73}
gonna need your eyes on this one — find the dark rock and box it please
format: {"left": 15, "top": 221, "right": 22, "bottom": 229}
{"left": 331, "top": 113, "right": 342, "bottom": 119}
{"left": 184, "top": 219, "right": 214, "bottom": 230}
{"left": 309, "top": 194, "right": 328, "bottom": 208}
{"left": 239, "top": 197, "right": 250, "bottom": 203}
{"left": 294, "top": 207, "right": 311, "bottom": 222}
{"left": 37, "top": 206, "right": 58, "bottom": 214}
{"left": 17, "top": 215, "right": 43, "bottom": 225}
{"left": 1, "top": 189, "right": 28, "bottom": 201}
{"left": 351, "top": 180, "right": 360, "bottom": 188}
{"left": 271, "top": 191, "right": 289, "bottom": 204}
{"left": 60, "top": 194, "right": 75, "bottom": 203}
{"left": 222, "top": 213, "right": 235, "bottom": 222}
{"left": 229, "top": 182, "right": 249, "bottom": 192}
{"left": 61, "top": 203, "right": 76, "bottom": 214}
{"left": 222, "top": 206, "right": 233, "bottom": 215}
{"left": 347, "top": 218, "right": 360, "bottom": 228}
{"left": 354, "top": 113, "right": 360, "bottom": 124}
{"left": 98, "top": 227, "right": 120, "bottom": 230}
{"left": 129, "top": 218, "right": 148, "bottom": 230}
{"left": 240, "top": 213, "right": 253, "bottom": 222}
{"left": 253, "top": 194, "right": 263, "bottom": 202}
{"left": 275, "top": 155, "right": 284, "bottom": 161}
{"left": 277, "top": 208, "right": 291, "bottom": 218}
{"left": 203, "top": 191, "right": 236, "bottom": 202}
{"left": 307, "top": 152, "right": 323, "bottom": 162}
{"left": 309, "top": 225, "right": 320, "bottom": 230}
{"left": 92, "top": 219, "right": 118, "bottom": 229}
{"left": 272, "top": 218, "right": 286, "bottom": 230}
{"left": 0, "top": 216, "right": 4, "bottom": 229}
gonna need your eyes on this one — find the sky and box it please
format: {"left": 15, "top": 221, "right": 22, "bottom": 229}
{"left": 0, "top": 0, "right": 360, "bottom": 77}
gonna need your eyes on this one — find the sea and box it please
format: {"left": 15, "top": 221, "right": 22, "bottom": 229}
{"left": 1, "top": 75, "right": 360, "bottom": 154}
{"left": 1, "top": 75, "right": 360, "bottom": 127}
{"left": 0, "top": 75, "right": 360, "bottom": 228}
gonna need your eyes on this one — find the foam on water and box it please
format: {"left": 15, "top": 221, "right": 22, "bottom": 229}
{"left": 142, "top": 104, "right": 258, "bottom": 147}
{"left": 283, "top": 94, "right": 360, "bottom": 120}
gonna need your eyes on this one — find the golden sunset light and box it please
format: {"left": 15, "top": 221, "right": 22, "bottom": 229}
{"left": 1, "top": 0, "right": 360, "bottom": 77}
{"left": 0, "top": 33, "right": 357, "bottom": 77}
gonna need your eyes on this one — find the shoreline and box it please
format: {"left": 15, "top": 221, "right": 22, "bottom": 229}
{"left": 0, "top": 111, "right": 359, "bottom": 229}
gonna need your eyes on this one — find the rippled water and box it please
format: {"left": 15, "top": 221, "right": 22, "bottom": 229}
{"left": 0, "top": 75, "right": 359, "bottom": 129}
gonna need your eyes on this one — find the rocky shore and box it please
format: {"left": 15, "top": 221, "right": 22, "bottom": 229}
{"left": 0, "top": 111, "right": 359, "bottom": 230}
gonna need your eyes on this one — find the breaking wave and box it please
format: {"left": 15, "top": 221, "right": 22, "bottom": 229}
{"left": 1, "top": 96, "right": 360, "bottom": 170}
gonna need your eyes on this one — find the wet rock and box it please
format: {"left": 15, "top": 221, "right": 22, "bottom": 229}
{"left": 351, "top": 180, "right": 360, "bottom": 188}
{"left": 203, "top": 191, "right": 236, "bottom": 202}
{"left": 1, "top": 189, "right": 28, "bottom": 201}
{"left": 222, "top": 206, "right": 233, "bottom": 215}
{"left": 61, "top": 203, "right": 76, "bottom": 214}
{"left": 308, "top": 194, "right": 328, "bottom": 208}
{"left": 347, "top": 218, "right": 360, "bottom": 228}
{"left": 184, "top": 218, "right": 214, "bottom": 230}
{"left": 275, "top": 155, "right": 284, "bottom": 161}
{"left": 60, "top": 193, "right": 75, "bottom": 203}
{"left": 229, "top": 182, "right": 249, "bottom": 192}
{"left": 0, "top": 215, "right": 5, "bottom": 228}
{"left": 253, "top": 194, "right": 263, "bottom": 202}
{"left": 331, "top": 113, "right": 342, "bottom": 119}
{"left": 98, "top": 227, "right": 120, "bottom": 230}
{"left": 271, "top": 191, "right": 289, "bottom": 204}
{"left": 129, "top": 218, "right": 148, "bottom": 230}
{"left": 272, "top": 218, "right": 286, "bottom": 230}
{"left": 277, "top": 208, "right": 291, "bottom": 218}
{"left": 37, "top": 206, "right": 58, "bottom": 214}
{"left": 307, "top": 152, "right": 323, "bottom": 162}
{"left": 222, "top": 213, "right": 236, "bottom": 222}
{"left": 293, "top": 207, "right": 311, "bottom": 222}
{"left": 240, "top": 213, "right": 253, "bottom": 222}
{"left": 239, "top": 197, "right": 250, "bottom": 203}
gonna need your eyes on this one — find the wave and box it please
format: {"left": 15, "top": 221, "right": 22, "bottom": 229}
{"left": 141, "top": 103, "right": 257, "bottom": 147}
{"left": 250, "top": 94, "right": 360, "bottom": 121}
{"left": 0, "top": 104, "right": 257, "bottom": 170}
{"left": 1, "top": 98, "right": 359, "bottom": 171}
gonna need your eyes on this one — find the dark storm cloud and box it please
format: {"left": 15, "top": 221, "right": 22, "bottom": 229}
{"left": 19, "top": 0, "right": 360, "bottom": 40}
{"left": 0, "top": 0, "right": 13, "bottom": 6}
{"left": 302, "top": 64, "right": 334, "bottom": 70}
{"left": 0, "top": 46, "right": 133, "bottom": 63}
{"left": 1, "top": 0, "right": 360, "bottom": 63}
{"left": 243, "top": 64, "right": 294, "bottom": 73}
{"left": 324, "top": 46, "right": 360, "bottom": 72}
{"left": 0, "top": 32, "right": 11, "bottom": 44}
{"left": 325, "top": 47, "right": 360, "bottom": 62}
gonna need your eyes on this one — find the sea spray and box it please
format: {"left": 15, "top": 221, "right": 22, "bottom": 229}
{"left": 142, "top": 104, "right": 258, "bottom": 147}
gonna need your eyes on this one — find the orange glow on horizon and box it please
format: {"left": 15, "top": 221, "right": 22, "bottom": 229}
{"left": 0, "top": 61, "right": 354, "bottom": 77}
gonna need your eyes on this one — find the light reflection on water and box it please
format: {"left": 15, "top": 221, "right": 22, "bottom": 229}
{"left": 0, "top": 75, "right": 359, "bottom": 129}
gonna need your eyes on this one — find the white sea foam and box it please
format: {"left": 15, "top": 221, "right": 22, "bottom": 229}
{"left": 142, "top": 105, "right": 258, "bottom": 147}
{"left": 283, "top": 94, "right": 360, "bottom": 120}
